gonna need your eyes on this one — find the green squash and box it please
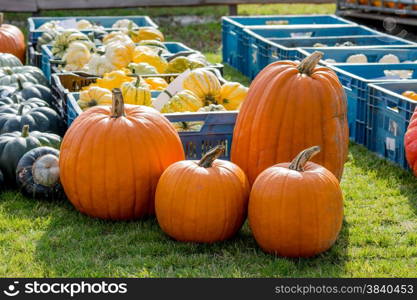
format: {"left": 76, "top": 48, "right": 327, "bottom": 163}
{"left": 0, "top": 53, "right": 23, "bottom": 68}
{"left": 36, "top": 30, "right": 59, "bottom": 52}
{"left": 12, "top": 81, "right": 53, "bottom": 104}
{"left": 0, "top": 97, "right": 50, "bottom": 114}
{"left": 0, "top": 104, "right": 63, "bottom": 135}
{"left": 0, "top": 125, "right": 61, "bottom": 184}
{"left": 0, "top": 66, "right": 49, "bottom": 87}
{"left": 16, "top": 146, "right": 65, "bottom": 200}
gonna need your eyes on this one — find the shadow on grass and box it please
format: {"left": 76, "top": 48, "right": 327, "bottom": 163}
{"left": 6, "top": 195, "right": 350, "bottom": 277}
{"left": 347, "top": 142, "right": 417, "bottom": 215}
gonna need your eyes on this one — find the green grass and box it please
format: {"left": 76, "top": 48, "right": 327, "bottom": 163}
{"left": 2, "top": 3, "right": 417, "bottom": 278}
{"left": 1, "top": 143, "right": 416, "bottom": 277}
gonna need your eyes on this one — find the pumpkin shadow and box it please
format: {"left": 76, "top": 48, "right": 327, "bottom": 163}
{"left": 347, "top": 142, "right": 417, "bottom": 215}
{"left": 30, "top": 195, "right": 350, "bottom": 277}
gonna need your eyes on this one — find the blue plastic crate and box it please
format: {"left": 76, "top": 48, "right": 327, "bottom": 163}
{"left": 245, "top": 28, "right": 415, "bottom": 79}
{"left": 330, "top": 63, "right": 417, "bottom": 145}
{"left": 41, "top": 42, "right": 194, "bottom": 81}
{"left": 367, "top": 80, "right": 417, "bottom": 169}
{"left": 66, "top": 92, "right": 237, "bottom": 160}
{"left": 297, "top": 46, "right": 417, "bottom": 65}
{"left": 222, "top": 14, "right": 354, "bottom": 72}
{"left": 28, "top": 16, "right": 158, "bottom": 45}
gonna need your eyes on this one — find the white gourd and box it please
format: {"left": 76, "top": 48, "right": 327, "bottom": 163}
{"left": 379, "top": 54, "right": 400, "bottom": 64}
{"left": 62, "top": 41, "right": 91, "bottom": 68}
{"left": 112, "top": 19, "right": 139, "bottom": 29}
{"left": 324, "top": 59, "right": 337, "bottom": 64}
{"left": 346, "top": 54, "right": 368, "bottom": 64}
{"left": 76, "top": 19, "right": 93, "bottom": 30}
{"left": 86, "top": 54, "right": 116, "bottom": 76}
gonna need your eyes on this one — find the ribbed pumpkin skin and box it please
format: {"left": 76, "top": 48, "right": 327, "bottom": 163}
{"left": 231, "top": 60, "right": 348, "bottom": 184}
{"left": 405, "top": 107, "right": 417, "bottom": 174}
{"left": 59, "top": 104, "right": 185, "bottom": 220}
{"left": 155, "top": 160, "right": 249, "bottom": 243}
{"left": 249, "top": 161, "right": 343, "bottom": 257}
{"left": 0, "top": 22, "right": 25, "bottom": 63}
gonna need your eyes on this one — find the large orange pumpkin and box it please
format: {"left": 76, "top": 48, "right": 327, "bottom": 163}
{"left": 231, "top": 52, "right": 348, "bottom": 185}
{"left": 155, "top": 145, "right": 250, "bottom": 243}
{"left": 0, "top": 13, "right": 25, "bottom": 63}
{"left": 249, "top": 146, "right": 344, "bottom": 257}
{"left": 60, "top": 89, "right": 185, "bottom": 220}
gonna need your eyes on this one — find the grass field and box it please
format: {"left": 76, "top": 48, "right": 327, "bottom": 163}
{"left": 1, "top": 4, "right": 417, "bottom": 277}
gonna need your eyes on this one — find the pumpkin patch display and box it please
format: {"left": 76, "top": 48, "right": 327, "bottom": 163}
{"left": 249, "top": 146, "right": 344, "bottom": 257}
{"left": 60, "top": 89, "right": 185, "bottom": 220}
{"left": 0, "top": 125, "right": 61, "bottom": 183}
{"left": 155, "top": 145, "right": 250, "bottom": 243}
{"left": 231, "top": 52, "right": 349, "bottom": 185}
{"left": 16, "top": 146, "right": 64, "bottom": 200}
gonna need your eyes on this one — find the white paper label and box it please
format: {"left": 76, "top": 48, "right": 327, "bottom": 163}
{"left": 386, "top": 137, "right": 396, "bottom": 151}
{"left": 58, "top": 19, "right": 78, "bottom": 29}
{"left": 152, "top": 70, "right": 191, "bottom": 111}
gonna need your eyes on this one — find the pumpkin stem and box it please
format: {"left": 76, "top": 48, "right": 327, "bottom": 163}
{"left": 16, "top": 78, "right": 24, "bottom": 91}
{"left": 297, "top": 52, "right": 323, "bottom": 76}
{"left": 111, "top": 88, "right": 125, "bottom": 118}
{"left": 135, "top": 76, "right": 142, "bottom": 88}
{"left": 288, "top": 146, "right": 321, "bottom": 172}
{"left": 21, "top": 125, "right": 30, "bottom": 137}
{"left": 17, "top": 104, "right": 26, "bottom": 115}
{"left": 198, "top": 145, "right": 225, "bottom": 168}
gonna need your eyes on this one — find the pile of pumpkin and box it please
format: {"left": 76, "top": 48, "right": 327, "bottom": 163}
{"left": 13, "top": 51, "right": 344, "bottom": 258}
{"left": 43, "top": 22, "right": 214, "bottom": 76}
{"left": 77, "top": 68, "right": 248, "bottom": 120}
{"left": 0, "top": 52, "right": 64, "bottom": 197}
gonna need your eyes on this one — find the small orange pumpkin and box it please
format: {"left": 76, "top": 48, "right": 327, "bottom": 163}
{"left": 60, "top": 89, "right": 185, "bottom": 220}
{"left": 249, "top": 146, "right": 344, "bottom": 257}
{"left": 155, "top": 145, "right": 250, "bottom": 243}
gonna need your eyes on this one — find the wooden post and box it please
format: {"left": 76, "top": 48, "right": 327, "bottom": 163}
{"left": 228, "top": 4, "right": 238, "bottom": 15}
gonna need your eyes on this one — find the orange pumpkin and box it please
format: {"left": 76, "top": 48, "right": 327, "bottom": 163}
{"left": 60, "top": 89, "right": 185, "bottom": 220}
{"left": 231, "top": 52, "right": 348, "bottom": 185}
{"left": 249, "top": 146, "right": 344, "bottom": 257}
{"left": 0, "top": 13, "right": 25, "bottom": 63}
{"left": 155, "top": 145, "right": 250, "bottom": 243}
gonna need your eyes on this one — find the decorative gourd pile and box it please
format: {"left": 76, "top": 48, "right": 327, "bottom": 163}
{"left": 50, "top": 26, "right": 215, "bottom": 77}
{"left": 77, "top": 68, "right": 248, "bottom": 115}
{"left": 0, "top": 52, "right": 64, "bottom": 197}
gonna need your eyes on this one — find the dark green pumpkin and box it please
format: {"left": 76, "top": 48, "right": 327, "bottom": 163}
{"left": 13, "top": 81, "right": 53, "bottom": 104}
{"left": 0, "top": 53, "right": 23, "bottom": 68}
{"left": 0, "top": 104, "right": 63, "bottom": 135}
{"left": 0, "top": 125, "right": 61, "bottom": 184}
{"left": 0, "top": 97, "right": 50, "bottom": 114}
{"left": 16, "top": 146, "right": 65, "bottom": 200}
{"left": 0, "top": 66, "right": 49, "bottom": 87}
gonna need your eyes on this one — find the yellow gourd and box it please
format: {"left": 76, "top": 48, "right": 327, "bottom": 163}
{"left": 182, "top": 69, "right": 221, "bottom": 105}
{"left": 161, "top": 90, "right": 203, "bottom": 113}
{"left": 95, "top": 70, "right": 133, "bottom": 90}
{"left": 121, "top": 76, "right": 152, "bottom": 106}
{"left": 144, "top": 77, "right": 169, "bottom": 91}
{"left": 78, "top": 87, "right": 112, "bottom": 111}
{"left": 129, "top": 27, "right": 164, "bottom": 43}
{"left": 62, "top": 41, "right": 92, "bottom": 69}
{"left": 132, "top": 48, "right": 168, "bottom": 73}
{"left": 219, "top": 82, "right": 248, "bottom": 110}
{"left": 105, "top": 41, "right": 135, "bottom": 69}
